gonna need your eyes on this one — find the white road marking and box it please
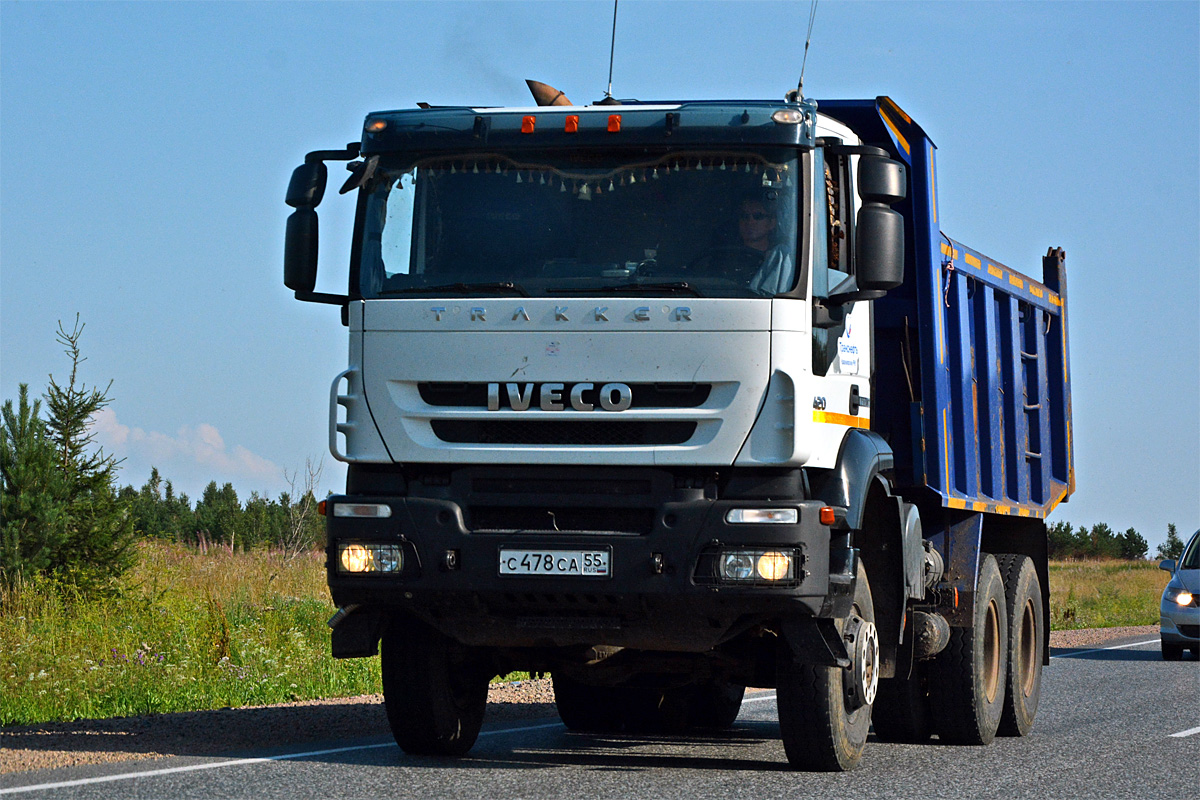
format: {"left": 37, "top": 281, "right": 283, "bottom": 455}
{"left": 741, "top": 693, "right": 777, "bottom": 704}
{"left": 1169, "top": 726, "right": 1200, "bottom": 738}
{"left": 1050, "top": 638, "right": 1158, "bottom": 658}
{"left": 0, "top": 720, "right": 565, "bottom": 795}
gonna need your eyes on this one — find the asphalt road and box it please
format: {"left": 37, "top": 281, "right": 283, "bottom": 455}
{"left": 3, "top": 635, "right": 1196, "bottom": 799}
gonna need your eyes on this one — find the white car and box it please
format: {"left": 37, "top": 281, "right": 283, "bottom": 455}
{"left": 1159, "top": 529, "right": 1199, "bottom": 660}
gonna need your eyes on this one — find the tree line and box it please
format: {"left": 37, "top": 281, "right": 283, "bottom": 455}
{"left": 117, "top": 465, "right": 325, "bottom": 555}
{"left": 1048, "top": 520, "right": 1186, "bottom": 562}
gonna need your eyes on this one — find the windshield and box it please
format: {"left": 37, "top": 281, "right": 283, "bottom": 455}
{"left": 358, "top": 150, "right": 800, "bottom": 299}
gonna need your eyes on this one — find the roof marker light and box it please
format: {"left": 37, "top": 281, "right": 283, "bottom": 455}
{"left": 521, "top": 115, "right": 536, "bottom": 134}
{"left": 772, "top": 109, "right": 804, "bottom": 124}
{"left": 366, "top": 119, "right": 388, "bottom": 133}
{"left": 607, "top": 114, "right": 622, "bottom": 133}
{"left": 565, "top": 115, "right": 579, "bottom": 133}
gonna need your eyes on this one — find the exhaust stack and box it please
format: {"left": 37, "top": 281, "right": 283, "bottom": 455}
{"left": 526, "top": 80, "right": 572, "bottom": 106}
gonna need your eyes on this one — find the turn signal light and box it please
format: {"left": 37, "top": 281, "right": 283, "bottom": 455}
{"left": 820, "top": 506, "right": 836, "bottom": 526}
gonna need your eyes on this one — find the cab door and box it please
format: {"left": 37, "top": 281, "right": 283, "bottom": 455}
{"left": 806, "top": 147, "right": 872, "bottom": 464}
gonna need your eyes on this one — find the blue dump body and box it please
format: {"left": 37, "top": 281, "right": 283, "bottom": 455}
{"left": 820, "top": 97, "right": 1074, "bottom": 520}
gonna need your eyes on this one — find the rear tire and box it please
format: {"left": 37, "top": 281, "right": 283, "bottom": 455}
{"left": 381, "top": 617, "right": 489, "bottom": 756}
{"left": 687, "top": 680, "right": 746, "bottom": 729}
{"left": 777, "top": 562, "right": 876, "bottom": 771}
{"left": 996, "top": 554, "right": 1044, "bottom": 737}
{"left": 552, "top": 674, "right": 626, "bottom": 732}
{"left": 1161, "top": 641, "right": 1185, "bottom": 661}
{"left": 871, "top": 663, "right": 932, "bottom": 743}
{"left": 932, "top": 553, "right": 1008, "bottom": 745}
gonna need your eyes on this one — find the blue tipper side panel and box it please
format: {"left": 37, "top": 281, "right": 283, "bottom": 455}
{"left": 818, "top": 98, "right": 1074, "bottom": 520}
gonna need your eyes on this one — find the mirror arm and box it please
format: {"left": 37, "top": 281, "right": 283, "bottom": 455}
{"left": 306, "top": 143, "right": 360, "bottom": 165}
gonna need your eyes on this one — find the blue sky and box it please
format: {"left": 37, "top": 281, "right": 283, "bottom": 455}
{"left": 1, "top": 1, "right": 1196, "bottom": 551}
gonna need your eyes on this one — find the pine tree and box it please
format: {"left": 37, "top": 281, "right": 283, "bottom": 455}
{"left": 1, "top": 319, "right": 135, "bottom": 590}
{"left": 1157, "top": 523, "right": 1185, "bottom": 561}
{"left": 0, "top": 386, "right": 68, "bottom": 582}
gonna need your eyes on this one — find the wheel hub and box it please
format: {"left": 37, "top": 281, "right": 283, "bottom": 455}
{"left": 843, "top": 615, "right": 879, "bottom": 709}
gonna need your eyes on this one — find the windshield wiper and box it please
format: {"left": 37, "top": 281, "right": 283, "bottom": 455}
{"left": 382, "top": 281, "right": 529, "bottom": 297}
{"left": 547, "top": 281, "right": 704, "bottom": 297}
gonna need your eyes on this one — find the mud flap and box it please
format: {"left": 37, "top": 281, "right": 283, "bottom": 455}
{"left": 781, "top": 618, "right": 851, "bottom": 668}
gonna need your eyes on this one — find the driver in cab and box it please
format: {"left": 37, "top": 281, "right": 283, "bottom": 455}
{"left": 739, "top": 191, "right": 795, "bottom": 296}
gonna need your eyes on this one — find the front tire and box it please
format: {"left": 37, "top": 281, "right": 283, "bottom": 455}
{"left": 1161, "top": 641, "right": 1185, "bottom": 661}
{"left": 996, "top": 554, "right": 1044, "bottom": 737}
{"left": 777, "top": 562, "right": 876, "bottom": 771}
{"left": 932, "top": 553, "right": 1008, "bottom": 745}
{"left": 381, "top": 617, "right": 490, "bottom": 756}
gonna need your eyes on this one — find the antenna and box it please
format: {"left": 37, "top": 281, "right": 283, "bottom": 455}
{"left": 796, "top": 0, "right": 819, "bottom": 101}
{"left": 604, "top": 0, "right": 619, "bottom": 101}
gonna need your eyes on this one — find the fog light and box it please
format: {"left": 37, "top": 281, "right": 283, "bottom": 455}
{"left": 725, "top": 508, "right": 798, "bottom": 524}
{"left": 337, "top": 543, "right": 402, "bottom": 574}
{"left": 756, "top": 551, "right": 791, "bottom": 581}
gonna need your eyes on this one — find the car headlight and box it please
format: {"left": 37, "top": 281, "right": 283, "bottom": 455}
{"left": 337, "top": 542, "right": 403, "bottom": 574}
{"left": 1165, "top": 586, "right": 1196, "bottom": 607}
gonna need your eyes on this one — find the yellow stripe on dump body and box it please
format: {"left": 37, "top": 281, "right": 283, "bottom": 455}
{"left": 987, "top": 265, "right": 1003, "bottom": 278}
{"left": 812, "top": 411, "right": 870, "bottom": 429}
{"left": 965, "top": 254, "right": 982, "bottom": 268}
{"left": 880, "top": 110, "right": 910, "bottom": 155}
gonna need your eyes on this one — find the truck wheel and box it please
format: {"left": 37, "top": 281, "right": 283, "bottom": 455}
{"left": 871, "top": 663, "right": 932, "bottom": 743}
{"left": 777, "top": 562, "right": 877, "bottom": 771}
{"left": 620, "top": 686, "right": 691, "bottom": 733}
{"left": 551, "top": 674, "right": 626, "bottom": 732}
{"left": 381, "top": 617, "right": 489, "bottom": 756}
{"left": 1161, "top": 641, "right": 1184, "bottom": 661}
{"left": 996, "top": 554, "right": 1044, "bottom": 737}
{"left": 932, "top": 553, "right": 1008, "bottom": 745}
{"left": 687, "top": 679, "right": 746, "bottom": 729}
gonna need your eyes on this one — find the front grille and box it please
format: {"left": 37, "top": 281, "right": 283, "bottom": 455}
{"left": 431, "top": 420, "right": 696, "bottom": 445}
{"left": 419, "top": 382, "right": 711, "bottom": 409}
{"left": 470, "top": 505, "right": 655, "bottom": 534}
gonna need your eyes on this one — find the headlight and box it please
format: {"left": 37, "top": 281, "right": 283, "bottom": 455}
{"left": 719, "top": 549, "right": 796, "bottom": 583}
{"left": 1166, "top": 586, "right": 1196, "bottom": 607}
{"left": 337, "top": 542, "right": 403, "bottom": 574}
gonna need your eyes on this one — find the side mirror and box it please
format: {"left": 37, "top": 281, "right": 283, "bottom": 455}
{"left": 286, "top": 162, "right": 328, "bottom": 209}
{"left": 1159, "top": 559, "right": 1176, "bottom": 573}
{"left": 284, "top": 208, "right": 318, "bottom": 293}
{"left": 284, "top": 162, "right": 326, "bottom": 294}
{"left": 855, "top": 156, "right": 906, "bottom": 292}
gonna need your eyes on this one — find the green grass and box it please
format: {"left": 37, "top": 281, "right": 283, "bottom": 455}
{"left": 0, "top": 543, "right": 382, "bottom": 726}
{"left": 1048, "top": 559, "right": 1169, "bottom": 630}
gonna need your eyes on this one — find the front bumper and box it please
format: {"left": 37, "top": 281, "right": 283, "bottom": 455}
{"left": 325, "top": 483, "right": 845, "bottom": 652}
{"left": 1160, "top": 601, "right": 1199, "bottom": 644}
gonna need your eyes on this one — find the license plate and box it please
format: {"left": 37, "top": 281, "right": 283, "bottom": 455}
{"left": 499, "top": 548, "right": 611, "bottom": 578}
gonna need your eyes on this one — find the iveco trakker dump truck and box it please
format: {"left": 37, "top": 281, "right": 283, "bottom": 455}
{"left": 283, "top": 88, "right": 1073, "bottom": 771}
